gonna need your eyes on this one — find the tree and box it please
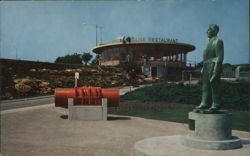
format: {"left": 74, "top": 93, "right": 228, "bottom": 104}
{"left": 82, "top": 52, "right": 93, "bottom": 65}
{"left": 90, "top": 54, "right": 101, "bottom": 66}
{"left": 196, "top": 61, "right": 203, "bottom": 68}
{"left": 119, "top": 61, "right": 141, "bottom": 86}
{"left": 55, "top": 53, "right": 83, "bottom": 65}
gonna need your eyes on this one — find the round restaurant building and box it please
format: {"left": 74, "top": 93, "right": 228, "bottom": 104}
{"left": 92, "top": 36, "right": 195, "bottom": 78}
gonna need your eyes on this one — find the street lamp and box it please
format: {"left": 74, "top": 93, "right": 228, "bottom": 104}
{"left": 99, "top": 26, "right": 103, "bottom": 44}
{"left": 82, "top": 22, "right": 103, "bottom": 46}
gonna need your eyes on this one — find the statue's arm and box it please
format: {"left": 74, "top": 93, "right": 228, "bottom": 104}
{"left": 213, "top": 39, "right": 224, "bottom": 74}
{"left": 210, "top": 40, "right": 224, "bottom": 82}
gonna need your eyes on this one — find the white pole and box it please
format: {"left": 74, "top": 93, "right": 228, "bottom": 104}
{"left": 75, "top": 72, "right": 79, "bottom": 87}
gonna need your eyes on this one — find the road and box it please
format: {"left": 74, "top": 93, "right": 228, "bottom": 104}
{"left": 0, "top": 85, "right": 152, "bottom": 111}
{"left": 0, "top": 95, "right": 54, "bottom": 111}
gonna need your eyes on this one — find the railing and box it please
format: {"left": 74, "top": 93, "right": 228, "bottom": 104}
{"left": 222, "top": 71, "right": 250, "bottom": 79}
{"left": 221, "top": 71, "right": 235, "bottom": 78}
{"left": 181, "top": 71, "right": 250, "bottom": 83}
{"left": 186, "top": 60, "right": 197, "bottom": 68}
{"left": 145, "top": 60, "right": 185, "bottom": 68}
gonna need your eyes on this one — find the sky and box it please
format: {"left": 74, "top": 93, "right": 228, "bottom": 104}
{"left": 0, "top": 0, "right": 249, "bottom": 64}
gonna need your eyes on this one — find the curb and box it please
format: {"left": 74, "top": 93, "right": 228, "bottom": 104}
{"left": 0, "top": 95, "right": 54, "bottom": 103}
{"left": 0, "top": 84, "right": 150, "bottom": 104}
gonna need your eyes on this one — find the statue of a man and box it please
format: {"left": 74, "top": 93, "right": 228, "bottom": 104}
{"left": 196, "top": 24, "right": 224, "bottom": 112}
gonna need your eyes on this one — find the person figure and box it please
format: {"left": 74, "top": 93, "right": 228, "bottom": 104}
{"left": 196, "top": 24, "right": 224, "bottom": 112}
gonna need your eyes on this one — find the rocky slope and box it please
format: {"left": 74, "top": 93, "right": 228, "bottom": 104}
{"left": 1, "top": 59, "right": 146, "bottom": 99}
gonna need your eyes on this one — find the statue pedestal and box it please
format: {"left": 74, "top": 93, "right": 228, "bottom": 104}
{"left": 181, "top": 111, "right": 242, "bottom": 150}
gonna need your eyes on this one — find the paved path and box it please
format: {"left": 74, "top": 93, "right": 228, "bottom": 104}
{"left": 1, "top": 105, "right": 249, "bottom": 156}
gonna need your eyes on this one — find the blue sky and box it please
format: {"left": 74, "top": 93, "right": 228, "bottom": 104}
{"left": 0, "top": 0, "right": 249, "bottom": 64}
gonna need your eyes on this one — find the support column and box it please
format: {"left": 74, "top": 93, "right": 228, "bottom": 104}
{"left": 68, "top": 98, "right": 107, "bottom": 121}
{"left": 184, "top": 53, "right": 187, "bottom": 64}
{"left": 102, "top": 98, "right": 107, "bottom": 121}
{"left": 175, "top": 53, "right": 178, "bottom": 61}
{"left": 149, "top": 66, "right": 152, "bottom": 77}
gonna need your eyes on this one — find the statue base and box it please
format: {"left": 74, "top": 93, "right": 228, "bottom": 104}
{"left": 181, "top": 111, "right": 242, "bottom": 150}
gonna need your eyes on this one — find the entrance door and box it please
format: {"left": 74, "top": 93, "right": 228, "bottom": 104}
{"left": 151, "top": 67, "right": 157, "bottom": 77}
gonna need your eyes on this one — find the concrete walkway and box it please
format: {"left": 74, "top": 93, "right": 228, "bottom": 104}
{"left": 1, "top": 105, "right": 249, "bottom": 156}
{"left": 117, "top": 84, "right": 152, "bottom": 95}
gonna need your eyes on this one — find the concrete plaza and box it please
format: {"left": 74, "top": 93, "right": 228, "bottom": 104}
{"left": 1, "top": 104, "right": 250, "bottom": 156}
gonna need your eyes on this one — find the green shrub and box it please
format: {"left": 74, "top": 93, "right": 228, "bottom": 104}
{"left": 161, "top": 74, "right": 182, "bottom": 81}
{"left": 121, "top": 81, "right": 250, "bottom": 110}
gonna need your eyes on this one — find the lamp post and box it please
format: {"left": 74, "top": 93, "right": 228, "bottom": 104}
{"left": 15, "top": 47, "right": 18, "bottom": 60}
{"left": 82, "top": 22, "right": 103, "bottom": 46}
{"left": 99, "top": 26, "right": 103, "bottom": 44}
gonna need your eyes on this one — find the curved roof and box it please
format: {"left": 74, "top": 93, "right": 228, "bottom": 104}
{"left": 92, "top": 42, "right": 195, "bottom": 55}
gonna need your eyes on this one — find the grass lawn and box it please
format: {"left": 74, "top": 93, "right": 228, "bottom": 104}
{"left": 121, "top": 81, "right": 250, "bottom": 110}
{"left": 232, "top": 111, "right": 250, "bottom": 132}
{"left": 115, "top": 81, "right": 250, "bottom": 132}
{"left": 109, "top": 108, "right": 250, "bottom": 132}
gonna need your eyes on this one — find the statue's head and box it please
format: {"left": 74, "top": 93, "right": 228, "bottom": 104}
{"left": 207, "top": 24, "right": 219, "bottom": 38}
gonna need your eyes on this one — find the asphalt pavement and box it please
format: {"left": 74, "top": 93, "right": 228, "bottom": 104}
{"left": 0, "top": 95, "right": 54, "bottom": 111}
{"left": 0, "top": 85, "right": 151, "bottom": 111}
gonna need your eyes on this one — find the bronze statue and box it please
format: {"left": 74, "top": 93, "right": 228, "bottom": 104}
{"left": 195, "top": 24, "right": 224, "bottom": 112}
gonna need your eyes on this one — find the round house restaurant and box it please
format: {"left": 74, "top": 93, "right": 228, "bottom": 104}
{"left": 92, "top": 36, "right": 195, "bottom": 78}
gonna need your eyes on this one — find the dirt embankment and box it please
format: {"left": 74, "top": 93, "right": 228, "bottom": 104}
{"left": 1, "top": 59, "right": 147, "bottom": 100}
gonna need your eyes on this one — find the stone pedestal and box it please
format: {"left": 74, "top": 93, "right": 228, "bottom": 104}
{"left": 181, "top": 111, "right": 242, "bottom": 150}
{"left": 68, "top": 98, "right": 107, "bottom": 121}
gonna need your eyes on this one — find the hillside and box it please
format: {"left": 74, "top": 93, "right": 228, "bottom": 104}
{"left": 0, "top": 59, "right": 145, "bottom": 99}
